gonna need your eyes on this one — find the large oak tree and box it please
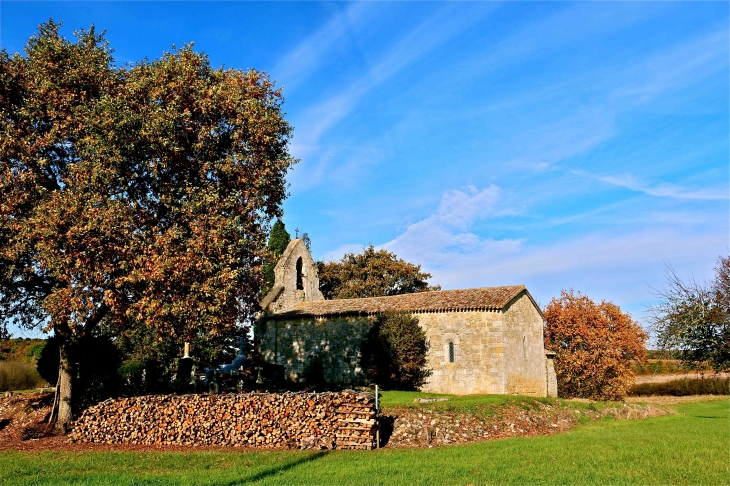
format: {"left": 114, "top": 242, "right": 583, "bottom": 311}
{"left": 0, "top": 22, "right": 295, "bottom": 430}
{"left": 318, "top": 245, "right": 440, "bottom": 300}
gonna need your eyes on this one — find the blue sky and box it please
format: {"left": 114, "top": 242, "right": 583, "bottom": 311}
{"left": 2, "top": 1, "right": 728, "bottom": 336}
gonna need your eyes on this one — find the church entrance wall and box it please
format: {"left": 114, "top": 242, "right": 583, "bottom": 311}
{"left": 502, "top": 293, "right": 549, "bottom": 396}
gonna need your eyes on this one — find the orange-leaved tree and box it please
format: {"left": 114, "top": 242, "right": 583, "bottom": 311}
{"left": 543, "top": 290, "right": 647, "bottom": 400}
{"left": 0, "top": 21, "right": 295, "bottom": 430}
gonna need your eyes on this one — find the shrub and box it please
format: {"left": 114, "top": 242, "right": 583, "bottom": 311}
{"left": 25, "top": 342, "right": 45, "bottom": 362}
{"left": 302, "top": 354, "right": 326, "bottom": 390}
{"left": 630, "top": 377, "right": 730, "bottom": 396}
{"left": 544, "top": 290, "right": 648, "bottom": 401}
{"left": 359, "top": 311, "right": 431, "bottom": 391}
{"left": 0, "top": 361, "right": 45, "bottom": 392}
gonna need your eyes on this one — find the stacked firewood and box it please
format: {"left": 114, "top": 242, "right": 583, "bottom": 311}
{"left": 68, "top": 391, "right": 376, "bottom": 450}
{"left": 335, "top": 402, "right": 377, "bottom": 450}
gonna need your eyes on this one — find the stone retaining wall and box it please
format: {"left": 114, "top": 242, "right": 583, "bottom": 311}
{"left": 69, "top": 391, "right": 376, "bottom": 450}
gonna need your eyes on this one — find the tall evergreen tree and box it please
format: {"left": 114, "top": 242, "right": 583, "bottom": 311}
{"left": 261, "top": 220, "right": 291, "bottom": 294}
{"left": 267, "top": 220, "right": 291, "bottom": 255}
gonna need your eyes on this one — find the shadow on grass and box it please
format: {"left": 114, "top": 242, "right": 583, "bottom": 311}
{"left": 215, "top": 450, "right": 329, "bottom": 485}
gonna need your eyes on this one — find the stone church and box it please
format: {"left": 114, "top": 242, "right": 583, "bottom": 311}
{"left": 257, "top": 239, "right": 558, "bottom": 396}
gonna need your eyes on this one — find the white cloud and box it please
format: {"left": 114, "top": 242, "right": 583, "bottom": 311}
{"left": 434, "top": 185, "right": 501, "bottom": 230}
{"left": 376, "top": 184, "right": 726, "bottom": 329}
{"left": 577, "top": 171, "right": 728, "bottom": 201}
{"left": 384, "top": 185, "right": 523, "bottom": 271}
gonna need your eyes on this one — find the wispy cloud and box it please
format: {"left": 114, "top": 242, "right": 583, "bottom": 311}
{"left": 271, "top": 3, "right": 374, "bottom": 90}
{"left": 297, "top": 5, "right": 493, "bottom": 140}
{"left": 424, "top": 21, "right": 727, "bottom": 174}
{"left": 498, "top": 109, "right": 617, "bottom": 171}
{"left": 287, "top": 4, "right": 496, "bottom": 189}
{"left": 612, "top": 28, "right": 728, "bottom": 105}
{"left": 576, "top": 171, "right": 728, "bottom": 201}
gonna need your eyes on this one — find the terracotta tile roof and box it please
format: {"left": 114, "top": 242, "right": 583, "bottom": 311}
{"left": 268, "top": 285, "right": 532, "bottom": 318}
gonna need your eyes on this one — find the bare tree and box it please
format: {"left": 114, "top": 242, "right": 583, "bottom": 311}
{"left": 649, "top": 256, "right": 730, "bottom": 373}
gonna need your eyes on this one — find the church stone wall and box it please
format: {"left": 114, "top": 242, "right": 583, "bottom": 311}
{"left": 257, "top": 316, "right": 372, "bottom": 384}
{"left": 502, "top": 293, "right": 548, "bottom": 396}
{"left": 417, "top": 310, "right": 505, "bottom": 395}
{"left": 545, "top": 355, "right": 558, "bottom": 397}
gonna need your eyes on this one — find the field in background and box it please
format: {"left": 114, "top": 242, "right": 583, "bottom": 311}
{"left": 631, "top": 359, "right": 686, "bottom": 375}
{"left": 1, "top": 398, "right": 727, "bottom": 485}
{"left": 0, "top": 338, "right": 47, "bottom": 392}
{"left": 0, "top": 361, "right": 45, "bottom": 392}
{"left": 0, "top": 338, "right": 45, "bottom": 363}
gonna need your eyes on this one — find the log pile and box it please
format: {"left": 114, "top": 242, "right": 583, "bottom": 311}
{"left": 335, "top": 401, "right": 377, "bottom": 450}
{"left": 69, "top": 391, "right": 376, "bottom": 450}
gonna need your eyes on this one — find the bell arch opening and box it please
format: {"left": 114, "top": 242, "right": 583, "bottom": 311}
{"left": 296, "top": 257, "right": 304, "bottom": 290}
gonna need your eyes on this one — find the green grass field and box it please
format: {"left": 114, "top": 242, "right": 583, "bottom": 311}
{"left": 2, "top": 399, "right": 727, "bottom": 485}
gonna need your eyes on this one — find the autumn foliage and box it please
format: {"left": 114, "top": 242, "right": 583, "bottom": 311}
{"left": 544, "top": 290, "right": 647, "bottom": 400}
{"left": 0, "top": 22, "right": 294, "bottom": 429}
{"left": 318, "top": 245, "right": 439, "bottom": 300}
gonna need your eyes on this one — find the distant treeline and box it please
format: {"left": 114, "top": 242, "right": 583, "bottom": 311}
{"left": 630, "top": 377, "right": 729, "bottom": 397}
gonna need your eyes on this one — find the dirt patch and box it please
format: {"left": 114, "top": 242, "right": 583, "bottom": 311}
{"left": 0, "top": 392, "right": 57, "bottom": 450}
{"left": 380, "top": 401, "right": 673, "bottom": 448}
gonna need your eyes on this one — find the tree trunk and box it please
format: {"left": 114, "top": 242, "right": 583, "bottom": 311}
{"left": 55, "top": 338, "right": 75, "bottom": 433}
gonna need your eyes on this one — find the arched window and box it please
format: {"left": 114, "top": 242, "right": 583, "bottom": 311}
{"left": 296, "top": 257, "right": 304, "bottom": 290}
{"left": 448, "top": 341, "right": 455, "bottom": 363}
{"left": 522, "top": 336, "right": 527, "bottom": 359}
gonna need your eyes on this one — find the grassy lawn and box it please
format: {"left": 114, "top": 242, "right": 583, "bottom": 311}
{"left": 1, "top": 398, "right": 727, "bottom": 485}
{"left": 379, "top": 390, "right": 556, "bottom": 408}
{"left": 379, "top": 391, "right": 609, "bottom": 413}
